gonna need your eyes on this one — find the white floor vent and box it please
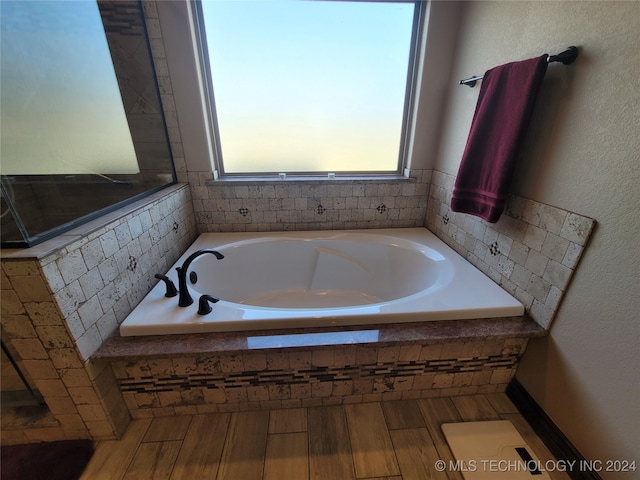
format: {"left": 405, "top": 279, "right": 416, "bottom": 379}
{"left": 442, "top": 420, "right": 551, "bottom": 480}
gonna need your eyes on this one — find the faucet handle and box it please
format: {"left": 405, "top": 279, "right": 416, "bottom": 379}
{"left": 154, "top": 274, "right": 178, "bottom": 297}
{"left": 197, "top": 294, "right": 220, "bottom": 315}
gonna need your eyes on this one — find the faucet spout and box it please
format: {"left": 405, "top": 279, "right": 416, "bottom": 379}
{"left": 154, "top": 273, "right": 178, "bottom": 297}
{"left": 176, "top": 249, "right": 224, "bottom": 307}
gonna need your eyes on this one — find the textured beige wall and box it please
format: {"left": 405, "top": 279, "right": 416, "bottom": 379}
{"left": 433, "top": 1, "right": 640, "bottom": 474}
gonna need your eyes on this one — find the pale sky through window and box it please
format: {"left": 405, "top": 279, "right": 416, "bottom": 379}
{"left": 201, "top": 0, "right": 415, "bottom": 174}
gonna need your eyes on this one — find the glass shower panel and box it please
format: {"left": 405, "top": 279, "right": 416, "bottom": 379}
{"left": 0, "top": 0, "right": 175, "bottom": 247}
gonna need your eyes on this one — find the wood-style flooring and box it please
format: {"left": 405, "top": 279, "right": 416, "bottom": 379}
{"left": 80, "top": 393, "right": 570, "bottom": 480}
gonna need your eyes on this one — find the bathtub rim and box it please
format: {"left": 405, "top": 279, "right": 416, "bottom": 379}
{"left": 119, "top": 227, "right": 525, "bottom": 337}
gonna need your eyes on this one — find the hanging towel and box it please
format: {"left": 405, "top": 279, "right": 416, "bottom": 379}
{"left": 451, "top": 55, "right": 548, "bottom": 223}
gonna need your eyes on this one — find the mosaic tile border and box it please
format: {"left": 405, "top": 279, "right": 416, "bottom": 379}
{"left": 109, "top": 337, "right": 529, "bottom": 417}
{"left": 118, "top": 354, "right": 520, "bottom": 393}
{"left": 426, "top": 170, "right": 596, "bottom": 329}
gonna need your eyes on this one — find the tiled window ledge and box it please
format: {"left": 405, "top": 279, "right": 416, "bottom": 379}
{"left": 191, "top": 169, "right": 432, "bottom": 232}
{"left": 205, "top": 175, "right": 414, "bottom": 186}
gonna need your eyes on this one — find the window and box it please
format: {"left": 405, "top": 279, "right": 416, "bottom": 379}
{"left": 195, "top": 0, "right": 423, "bottom": 177}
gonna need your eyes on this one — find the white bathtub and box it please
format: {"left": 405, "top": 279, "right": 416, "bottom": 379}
{"left": 120, "top": 228, "right": 524, "bottom": 336}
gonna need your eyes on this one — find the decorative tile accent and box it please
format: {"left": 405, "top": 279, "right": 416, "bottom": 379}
{"left": 426, "top": 170, "right": 595, "bottom": 329}
{"left": 118, "top": 353, "right": 519, "bottom": 394}
{"left": 238, "top": 207, "right": 249, "bottom": 217}
{"left": 109, "top": 336, "right": 529, "bottom": 417}
{"left": 127, "top": 256, "right": 137, "bottom": 272}
{"left": 316, "top": 204, "right": 327, "bottom": 215}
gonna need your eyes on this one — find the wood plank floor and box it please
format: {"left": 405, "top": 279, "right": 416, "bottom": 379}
{"left": 80, "top": 394, "right": 570, "bottom": 480}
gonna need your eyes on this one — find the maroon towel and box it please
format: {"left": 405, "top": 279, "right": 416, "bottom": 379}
{"left": 451, "top": 55, "right": 548, "bottom": 223}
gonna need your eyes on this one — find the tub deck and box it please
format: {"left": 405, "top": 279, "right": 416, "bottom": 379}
{"left": 96, "top": 315, "right": 543, "bottom": 360}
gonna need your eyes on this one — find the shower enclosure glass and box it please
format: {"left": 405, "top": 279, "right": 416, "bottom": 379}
{"left": 1, "top": 0, "right": 175, "bottom": 247}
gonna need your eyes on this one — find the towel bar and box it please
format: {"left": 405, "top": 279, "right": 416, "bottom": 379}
{"left": 459, "top": 46, "right": 578, "bottom": 87}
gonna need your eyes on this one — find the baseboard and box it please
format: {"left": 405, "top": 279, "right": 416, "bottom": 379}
{"left": 506, "top": 379, "right": 603, "bottom": 480}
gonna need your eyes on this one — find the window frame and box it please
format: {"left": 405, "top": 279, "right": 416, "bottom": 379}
{"left": 192, "top": 0, "right": 426, "bottom": 180}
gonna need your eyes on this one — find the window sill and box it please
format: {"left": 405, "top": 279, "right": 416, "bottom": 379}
{"left": 205, "top": 174, "right": 415, "bottom": 186}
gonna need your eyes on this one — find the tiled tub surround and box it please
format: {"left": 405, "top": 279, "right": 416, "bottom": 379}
{"left": 0, "top": 185, "right": 197, "bottom": 444}
{"left": 95, "top": 316, "right": 544, "bottom": 418}
{"left": 188, "top": 169, "right": 432, "bottom": 232}
{"left": 426, "top": 171, "right": 596, "bottom": 329}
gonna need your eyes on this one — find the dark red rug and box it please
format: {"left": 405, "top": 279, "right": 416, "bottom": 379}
{"left": 1, "top": 440, "right": 93, "bottom": 480}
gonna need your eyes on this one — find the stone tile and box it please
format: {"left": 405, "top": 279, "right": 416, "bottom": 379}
{"left": 46, "top": 396, "right": 79, "bottom": 415}
{"left": 432, "top": 374, "right": 454, "bottom": 389}
{"left": 560, "top": 213, "right": 595, "bottom": 245}
{"left": 524, "top": 249, "right": 549, "bottom": 277}
{"left": 48, "top": 348, "right": 84, "bottom": 369}
{"left": 75, "top": 325, "right": 103, "bottom": 360}
{"left": 35, "top": 378, "right": 68, "bottom": 397}
{"left": 78, "top": 268, "right": 105, "bottom": 300}
{"left": 80, "top": 239, "right": 106, "bottom": 271}
{"left": 539, "top": 205, "right": 567, "bottom": 235}
{"left": 57, "top": 251, "right": 88, "bottom": 285}
{"left": 0, "top": 291, "right": 26, "bottom": 316}
{"left": 266, "top": 352, "right": 289, "bottom": 370}
{"left": 562, "top": 242, "right": 583, "bottom": 269}
{"left": 398, "top": 344, "right": 422, "bottom": 362}
{"left": 78, "top": 296, "right": 104, "bottom": 330}
{"left": 541, "top": 233, "right": 570, "bottom": 263}
{"left": 522, "top": 224, "right": 547, "bottom": 251}
{"left": 527, "top": 275, "right": 552, "bottom": 301}
{"left": 243, "top": 353, "right": 267, "bottom": 371}
{"left": 67, "top": 386, "right": 101, "bottom": 406}
{"left": 220, "top": 354, "right": 244, "bottom": 372}
{"left": 11, "top": 338, "right": 49, "bottom": 360}
{"left": 543, "top": 260, "right": 573, "bottom": 291}
{"left": 289, "top": 351, "right": 311, "bottom": 369}
{"left": 1, "top": 314, "right": 37, "bottom": 339}
{"left": 378, "top": 346, "right": 400, "bottom": 363}
{"left": 530, "top": 300, "right": 554, "bottom": 329}
{"left": 510, "top": 264, "right": 532, "bottom": 290}
{"left": 55, "top": 281, "right": 86, "bottom": 318}
{"left": 312, "top": 349, "right": 335, "bottom": 367}
{"left": 11, "top": 275, "right": 51, "bottom": 303}
{"left": 419, "top": 343, "right": 443, "bottom": 361}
